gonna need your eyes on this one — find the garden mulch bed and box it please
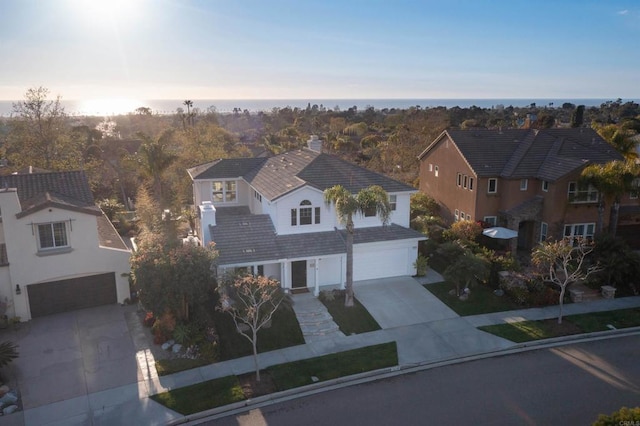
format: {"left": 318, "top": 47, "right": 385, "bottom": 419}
{"left": 237, "top": 371, "right": 277, "bottom": 398}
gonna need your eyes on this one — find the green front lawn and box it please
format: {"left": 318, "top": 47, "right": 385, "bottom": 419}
{"left": 150, "top": 375, "right": 244, "bottom": 415}
{"left": 214, "top": 305, "right": 305, "bottom": 361}
{"left": 479, "top": 307, "right": 640, "bottom": 342}
{"left": 268, "top": 342, "right": 397, "bottom": 390}
{"left": 151, "top": 342, "right": 398, "bottom": 414}
{"left": 320, "top": 295, "right": 381, "bottom": 335}
{"left": 425, "top": 281, "right": 521, "bottom": 316}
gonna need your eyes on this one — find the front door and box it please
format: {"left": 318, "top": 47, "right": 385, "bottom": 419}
{"left": 291, "top": 260, "right": 307, "bottom": 288}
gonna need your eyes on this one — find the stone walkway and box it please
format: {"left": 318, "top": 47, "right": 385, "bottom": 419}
{"left": 292, "top": 293, "right": 345, "bottom": 343}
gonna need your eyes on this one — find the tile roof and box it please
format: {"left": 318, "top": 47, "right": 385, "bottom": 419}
{"left": 97, "top": 214, "right": 130, "bottom": 250}
{"left": 210, "top": 210, "right": 425, "bottom": 267}
{"left": 420, "top": 128, "right": 624, "bottom": 181}
{"left": 0, "top": 171, "right": 101, "bottom": 217}
{"left": 192, "top": 148, "right": 416, "bottom": 201}
{"left": 187, "top": 157, "right": 268, "bottom": 180}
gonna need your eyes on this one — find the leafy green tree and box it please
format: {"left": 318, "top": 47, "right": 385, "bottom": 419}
{"left": 594, "top": 406, "right": 640, "bottom": 425}
{"left": 442, "top": 251, "right": 489, "bottom": 297}
{"left": 218, "top": 274, "right": 288, "bottom": 381}
{"left": 7, "top": 86, "right": 82, "bottom": 170}
{"left": 131, "top": 229, "right": 217, "bottom": 323}
{"left": 580, "top": 160, "right": 640, "bottom": 236}
{"left": 532, "top": 238, "right": 601, "bottom": 324}
{"left": 570, "top": 105, "right": 585, "bottom": 127}
{"left": 324, "top": 185, "right": 391, "bottom": 307}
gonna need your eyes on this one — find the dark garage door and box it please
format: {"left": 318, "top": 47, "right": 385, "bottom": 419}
{"left": 28, "top": 273, "right": 117, "bottom": 318}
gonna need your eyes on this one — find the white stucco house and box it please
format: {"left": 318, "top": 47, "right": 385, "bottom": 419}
{"left": 188, "top": 136, "right": 426, "bottom": 296}
{"left": 0, "top": 170, "right": 131, "bottom": 321}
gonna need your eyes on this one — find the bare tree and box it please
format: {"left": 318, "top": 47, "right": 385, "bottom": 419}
{"left": 532, "top": 238, "right": 602, "bottom": 324}
{"left": 218, "top": 275, "right": 288, "bottom": 381}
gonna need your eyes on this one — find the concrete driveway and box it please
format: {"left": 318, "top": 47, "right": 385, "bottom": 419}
{"left": 353, "top": 276, "right": 459, "bottom": 329}
{"left": 0, "top": 304, "right": 141, "bottom": 418}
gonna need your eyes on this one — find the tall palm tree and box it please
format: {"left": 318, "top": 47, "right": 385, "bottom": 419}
{"left": 324, "top": 185, "right": 391, "bottom": 307}
{"left": 137, "top": 130, "right": 177, "bottom": 207}
{"left": 581, "top": 160, "right": 640, "bottom": 237}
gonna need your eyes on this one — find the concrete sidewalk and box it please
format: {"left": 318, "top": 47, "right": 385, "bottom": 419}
{"left": 7, "top": 275, "right": 640, "bottom": 425}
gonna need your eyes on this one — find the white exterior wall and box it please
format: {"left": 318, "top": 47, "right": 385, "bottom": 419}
{"left": 0, "top": 190, "right": 130, "bottom": 320}
{"left": 193, "top": 179, "right": 249, "bottom": 208}
{"left": 389, "top": 192, "right": 413, "bottom": 228}
{"left": 353, "top": 239, "right": 419, "bottom": 281}
{"left": 273, "top": 187, "right": 336, "bottom": 235}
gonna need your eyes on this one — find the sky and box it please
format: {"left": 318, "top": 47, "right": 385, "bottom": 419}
{"left": 1, "top": 0, "right": 639, "bottom": 106}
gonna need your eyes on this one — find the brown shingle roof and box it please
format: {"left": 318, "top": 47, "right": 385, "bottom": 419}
{"left": 0, "top": 171, "right": 100, "bottom": 217}
{"left": 192, "top": 148, "right": 416, "bottom": 201}
{"left": 420, "top": 128, "right": 624, "bottom": 181}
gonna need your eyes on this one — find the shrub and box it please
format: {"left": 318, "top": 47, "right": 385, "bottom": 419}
{"left": 413, "top": 254, "right": 429, "bottom": 276}
{"left": 152, "top": 311, "right": 176, "bottom": 344}
{"left": 0, "top": 341, "right": 19, "bottom": 368}
{"left": 443, "top": 220, "right": 482, "bottom": 245}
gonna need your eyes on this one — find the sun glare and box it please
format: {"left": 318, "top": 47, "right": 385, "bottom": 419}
{"left": 77, "top": 98, "right": 144, "bottom": 116}
{"left": 70, "top": 0, "right": 142, "bottom": 25}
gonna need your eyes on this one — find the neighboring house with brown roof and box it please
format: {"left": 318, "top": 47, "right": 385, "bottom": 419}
{"left": 188, "top": 136, "right": 425, "bottom": 295}
{"left": 418, "top": 128, "right": 634, "bottom": 250}
{"left": 0, "top": 170, "right": 131, "bottom": 320}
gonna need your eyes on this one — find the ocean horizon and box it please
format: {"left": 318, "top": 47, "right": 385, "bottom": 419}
{"left": 0, "top": 98, "right": 637, "bottom": 117}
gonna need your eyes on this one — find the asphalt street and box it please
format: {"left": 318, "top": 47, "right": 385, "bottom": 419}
{"left": 202, "top": 334, "right": 640, "bottom": 426}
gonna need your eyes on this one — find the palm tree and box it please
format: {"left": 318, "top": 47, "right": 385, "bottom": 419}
{"left": 581, "top": 160, "right": 640, "bottom": 237}
{"left": 137, "top": 130, "right": 177, "bottom": 207}
{"left": 324, "top": 185, "right": 391, "bottom": 307}
{"left": 183, "top": 100, "right": 194, "bottom": 128}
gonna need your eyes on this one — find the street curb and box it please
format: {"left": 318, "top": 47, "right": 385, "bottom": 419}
{"left": 166, "top": 326, "right": 640, "bottom": 425}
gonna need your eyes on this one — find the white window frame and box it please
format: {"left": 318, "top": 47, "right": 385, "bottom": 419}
{"left": 457, "top": 173, "right": 462, "bottom": 187}
{"left": 542, "top": 180, "right": 549, "bottom": 192}
{"left": 469, "top": 177, "right": 474, "bottom": 191}
{"left": 454, "top": 209, "right": 459, "bottom": 221}
{"left": 466, "top": 213, "right": 471, "bottom": 220}
{"left": 463, "top": 175, "right": 468, "bottom": 189}
{"left": 540, "top": 222, "right": 548, "bottom": 242}
{"left": 434, "top": 165, "right": 439, "bottom": 177}
{"left": 460, "top": 211, "right": 465, "bottom": 221}
{"left": 568, "top": 182, "right": 598, "bottom": 203}
{"left": 37, "top": 221, "right": 69, "bottom": 251}
{"left": 488, "top": 178, "right": 497, "bottom": 194}
{"left": 520, "top": 179, "right": 528, "bottom": 191}
{"left": 389, "top": 194, "right": 397, "bottom": 211}
{"left": 429, "top": 163, "right": 433, "bottom": 172}
{"left": 563, "top": 223, "right": 595, "bottom": 241}
{"left": 630, "top": 178, "right": 640, "bottom": 199}
{"left": 291, "top": 200, "right": 320, "bottom": 226}
{"left": 483, "top": 216, "right": 497, "bottom": 226}
{"left": 212, "top": 180, "right": 237, "bottom": 203}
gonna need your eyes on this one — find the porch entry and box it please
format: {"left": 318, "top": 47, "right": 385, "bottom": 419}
{"left": 291, "top": 260, "right": 307, "bottom": 289}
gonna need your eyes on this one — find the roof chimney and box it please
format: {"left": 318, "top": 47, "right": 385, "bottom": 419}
{"left": 307, "top": 135, "right": 323, "bottom": 152}
{"left": 199, "top": 201, "right": 216, "bottom": 246}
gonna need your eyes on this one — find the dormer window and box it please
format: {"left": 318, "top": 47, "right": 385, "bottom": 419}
{"left": 212, "top": 180, "right": 237, "bottom": 203}
{"left": 291, "top": 200, "right": 320, "bottom": 226}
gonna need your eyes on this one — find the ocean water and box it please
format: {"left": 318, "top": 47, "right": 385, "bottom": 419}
{"left": 0, "top": 98, "right": 636, "bottom": 117}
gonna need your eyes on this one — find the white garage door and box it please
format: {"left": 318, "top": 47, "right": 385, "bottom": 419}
{"left": 353, "top": 245, "right": 410, "bottom": 281}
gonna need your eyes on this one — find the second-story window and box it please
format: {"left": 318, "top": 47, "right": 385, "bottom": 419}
{"left": 520, "top": 179, "right": 528, "bottom": 191}
{"left": 37, "top": 222, "right": 69, "bottom": 251}
{"left": 568, "top": 182, "right": 598, "bottom": 203}
{"left": 212, "top": 180, "right": 237, "bottom": 203}
{"left": 389, "top": 195, "right": 397, "bottom": 211}
{"left": 488, "top": 178, "right": 497, "bottom": 193}
{"left": 542, "top": 180, "right": 549, "bottom": 192}
{"left": 291, "top": 200, "right": 320, "bottom": 226}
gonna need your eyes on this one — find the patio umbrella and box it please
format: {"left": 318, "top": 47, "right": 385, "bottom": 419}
{"left": 482, "top": 226, "right": 518, "bottom": 239}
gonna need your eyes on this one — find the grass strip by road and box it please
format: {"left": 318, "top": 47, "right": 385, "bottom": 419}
{"left": 319, "top": 296, "right": 381, "bottom": 335}
{"left": 479, "top": 307, "right": 640, "bottom": 343}
{"left": 425, "top": 281, "right": 521, "bottom": 316}
{"left": 151, "top": 342, "right": 398, "bottom": 415}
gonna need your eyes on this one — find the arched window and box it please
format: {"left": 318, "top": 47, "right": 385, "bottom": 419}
{"left": 291, "top": 200, "right": 321, "bottom": 226}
